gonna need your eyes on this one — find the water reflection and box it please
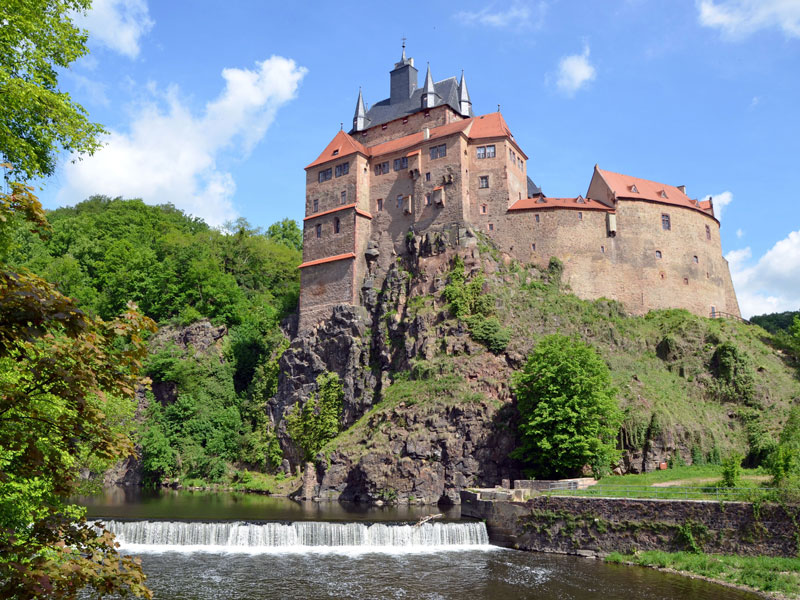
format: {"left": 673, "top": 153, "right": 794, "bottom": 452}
{"left": 77, "top": 487, "right": 461, "bottom": 522}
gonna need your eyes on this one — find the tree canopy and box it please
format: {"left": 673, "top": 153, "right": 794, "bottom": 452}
{"left": 1, "top": 0, "right": 105, "bottom": 180}
{"left": 511, "top": 334, "right": 622, "bottom": 478}
{"left": 0, "top": 185, "right": 154, "bottom": 598}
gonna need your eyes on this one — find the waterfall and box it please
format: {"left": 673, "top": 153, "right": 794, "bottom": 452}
{"left": 96, "top": 520, "right": 493, "bottom": 554}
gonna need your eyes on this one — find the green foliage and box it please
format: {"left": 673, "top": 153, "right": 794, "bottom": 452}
{"left": 442, "top": 256, "right": 508, "bottom": 352}
{"left": 710, "top": 342, "right": 757, "bottom": 406}
{"left": 720, "top": 454, "right": 743, "bottom": 488}
{"left": 750, "top": 310, "right": 800, "bottom": 334}
{"left": 767, "top": 406, "right": 800, "bottom": 488}
{"left": 0, "top": 187, "right": 153, "bottom": 596}
{"left": 511, "top": 334, "right": 622, "bottom": 478}
{"left": 265, "top": 217, "right": 303, "bottom": 252}
{"left": 0, "top": 0, "right": 106, "bottom": 180}
{"left": 547, "top": 256, "right": 564, "bottom": 284}
{"left": 286, "top": 372, "right": 344, "bottom": 462}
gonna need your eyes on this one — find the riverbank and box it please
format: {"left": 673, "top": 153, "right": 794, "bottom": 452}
{"left": 605, "top": 551, "right": 800, "bottom": 599}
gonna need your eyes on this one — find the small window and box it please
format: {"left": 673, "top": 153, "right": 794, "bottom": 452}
{"left": 480, "top": 204, "right": 487, "bottom": 214}
{"left": 425, "top": 172, "right": 431, "bottom": 181}
{"left": 706, "top": 272, "right": 710, "bottom": 278}
{"left": 705, "top": 225, "right": 711, "bottom": 240}
{"left": 531, "top": 243, "right": 536, "bottom": 251}
{"left": 424, "top": 193, "right": 431, "bottom": 206}
{"left": 711, "top": 305, "right": 716, "bottom": 317}
{"left": 476, "top": 146, "right": 486, "bottom": 159}
{"left": 535, "top": 214, "right": 540, "bottom": 223}
{"left": 341, "top": 190, "right": 347, "bottom": 204}
{"left": 693, "top": 255, "right": 699, "bottom": 264}
{"left": 578, "top": 212, "right": 583, "bottom": 220}
{"left": 488, "top": 223, "right": 494, "bottom": 231}
{"left": 374, "top": 164, "right": 382, "bottom": 175}
{"left": 377, "top": 198, "right": 383, "bottom": 211}
{"left": 660, "top": 272, "right": 665, "bottom": 280}
{"left": 396, "top": 194, "right": 403, "bottom": 209}
{"left": 518, "top": 158, "right": 523, "bottom": 169}
{"left": 381, "top": 124, "right": 387, "bottom": 130}
{"left": 334, "top": 218, "right": 340, "bottom": 234}
{"left": 429, "top": 144, "right": 446, "bottom": 159}
{"left": 313, "top": 199, "right": 319, "bottom": 212}
{"left": 684, "top": 277, "right": 689, "bottom": 285}
{"left": 318, "top": 168, "right": 332, "bottom": 183}
{"left": 381, "top": 162, "right": 389, "bottom": 174}
{"left": 486, "top": 144, "right": 495, "bottom": 158}
{"left": 402, "top": 118, "right": 408, "bottom": 124}
{"left": 630, "top": 184, "right": 639, "bottom": 193}
{"left": 601, "top": 246, "right": 605, "bottom": 253}
{"left": 479, "top": 176, "right": 489, "bottom": 189}
{"left": 424, "top": 110, "right": 430, "bottom": 117}
{"left": 332, "top": 149, "right": 339, "bottom": 156}
{"left": 661, "top": 214, "right": 671, "bottom": 230}
{"left": 655, "top": 250, "right": 662, "bottom": 259}
{"left": 315, "top": 224, "right": 322, "bottom": 238}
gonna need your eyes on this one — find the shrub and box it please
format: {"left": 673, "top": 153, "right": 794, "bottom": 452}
{"left": 511, "top": 335, "right": 622, "bottom": 478}
{"left": 720, "top": 454, "right": 743, "bottom": 488}
{"left": 710, "top": 342, "right": 756, "bottom": 406}
{"left": 286, "top": 372, "right": 344, "bottom": 462}
{"left": 467, "top": 315, "right": 511, "bottom": 353}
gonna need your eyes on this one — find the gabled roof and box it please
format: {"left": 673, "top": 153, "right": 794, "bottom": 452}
{"left": 368, "top": 119, "right": 472, "bottom": 158}
{"left": 508, "top": 196, "right": 613, "bottom": 212}
{"left": 352, "top": 77, "right": 466, "bottom": 133}
{"left": 470, "top": 112, "right": 528, "bottom": 159}
{"left": 594, "top": 167, "right": 714, "bottom": 216}
{"left": 306, "top": 130, "right": 369, "bottom": 169}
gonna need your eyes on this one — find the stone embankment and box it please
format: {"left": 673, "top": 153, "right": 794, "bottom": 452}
{"left": 461, "top": 489, "right": 800, "bottom": 558}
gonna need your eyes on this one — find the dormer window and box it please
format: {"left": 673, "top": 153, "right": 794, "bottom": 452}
{"left": 576, "top": 196, "right": 585, "bottom": 204}
{"left": 630, "top": 184, "right": 639, "bottom": 193}
{"left": 660, "top": 190, "right": 668, "bottom": 199}
{"left": 332, "top": 149, "right": 339, "bottom": 156}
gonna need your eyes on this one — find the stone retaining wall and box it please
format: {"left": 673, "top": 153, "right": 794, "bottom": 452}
{"left": 461, "top": 492, "right": 800, "bottom": 557}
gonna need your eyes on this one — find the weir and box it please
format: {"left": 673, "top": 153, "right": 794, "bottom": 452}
{"left": 97, "top": 520, "right": 492, "bottom": 553}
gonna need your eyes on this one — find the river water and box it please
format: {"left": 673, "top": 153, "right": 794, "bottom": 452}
{"left": 79, "top": 488, "right": 760, "bottom": 600}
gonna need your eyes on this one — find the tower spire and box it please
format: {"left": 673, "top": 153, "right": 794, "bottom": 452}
{"left": 422, "top": 62, "right": 438, "bottom": 109}
{"left": 401, "top": 36, "right": 407, "bottom": 61}
{"left": 353, "top": 87, "right": 367, "bottom": 132}
{"left": 458, "top": 70, "right": 472, "bottom": 117}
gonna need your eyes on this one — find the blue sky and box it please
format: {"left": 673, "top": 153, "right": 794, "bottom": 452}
{"left": 37, "top": 0, "right": 800, "bottom": 317}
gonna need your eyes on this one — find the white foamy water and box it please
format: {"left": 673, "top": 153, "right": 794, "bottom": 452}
{"left": 95, "top": 519, "right": 495, "bottom": 555}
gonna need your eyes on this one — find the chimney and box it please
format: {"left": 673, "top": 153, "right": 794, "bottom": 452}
{"left": 677, "top": 185, "right": 687, "bottom": 195}
{"left": 423, "top": 127, "right": 430, "bottom": 140}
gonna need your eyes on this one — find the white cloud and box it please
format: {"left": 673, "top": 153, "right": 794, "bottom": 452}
{"left": 726, "top": 230, "right": 800, "bottom": 318}
{"left": 75, "top": 0, "right": 154, "bottom": 58}
{"left": 456, "top": 1, "right": 547, "bottom": 29}
{"left": 698, "top": 0, "right": 800, "bottom": 39}
{"left": 57, "top": 56, "right": 307, "bottom": 226}
{"left": 701, "top": 190, "right": 733, "bottom": 219}
{"left": 555, "top": 44, "right": 596, "bottom": 96}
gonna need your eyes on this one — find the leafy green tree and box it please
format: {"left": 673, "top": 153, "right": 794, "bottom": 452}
{"left": 1, "top": 0, "right": 105, "bottom": 179}
{"left": 0, "top": 185, "right": 154, "bottom": 597}
{"left": 511, "top": 335, "right": 622, "bottom": 478}
{"left": 767, "top": 406, "right": 800, "bottom": 488}
{"left": 266, "top": 218, "right": 303, "bottom": 251}
{"left": 286, "top": 372, "right": 344, "bottom": 462}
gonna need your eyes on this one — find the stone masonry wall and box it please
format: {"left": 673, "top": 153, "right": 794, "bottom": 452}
{"left": 298, "top": 258, "right": 354, "bottom": 332}
{"left": 461, "top": 494, "right": 800, "bottom": 558}
{"left": 355, "top": 104, "right": 462, "bottom": 147}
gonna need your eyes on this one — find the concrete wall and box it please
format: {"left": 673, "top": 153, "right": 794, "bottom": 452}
{"left": 461, "top": 493, "right": 800, "bottom": 558}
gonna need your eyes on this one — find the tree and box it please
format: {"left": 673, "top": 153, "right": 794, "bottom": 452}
{"left": 265, "top": 218, "right": 303, "bottom": 252}
{"left": 767, "top": 405, "right": 800, "bottom": 488}
{"left": 286, "top": 372, "right": 343, "bottom": 462}
{"left": 511, "top": 335, "right": 622, "bottom": 478}
{"left": 0, "top": 184, "right": 154, "bottom": 598}
{"left": 1, "top": 0, "right": 106, "bottom": 180}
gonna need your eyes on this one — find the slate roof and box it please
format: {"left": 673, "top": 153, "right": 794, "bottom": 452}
{"left": 527, "top": 177, "right": 542, "bottom": 197}
{"left": 508, "top": 196, "right": 612, "bottom": 212}
{"left": 350, "top": 77, "right": 469, "bottom": 133}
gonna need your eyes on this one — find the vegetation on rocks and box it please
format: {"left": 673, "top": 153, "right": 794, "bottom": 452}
{"left": 286, "top": 372, "right": 344, "bottom": 462}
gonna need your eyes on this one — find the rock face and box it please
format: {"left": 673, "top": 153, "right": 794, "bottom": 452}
{"left": 313, "top": 401, "right": 521, "bottom": 505}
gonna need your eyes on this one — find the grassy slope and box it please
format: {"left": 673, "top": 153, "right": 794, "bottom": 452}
{"left": 324, "top": 251, "right": 800, "bottom": 469}
{"left": 607, "top": 551, "right": 800, "bottom": 598}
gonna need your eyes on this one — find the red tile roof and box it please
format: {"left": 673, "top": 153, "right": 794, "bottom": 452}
{"left": 306, "top": 131, "right": 369, "bottom": 169}
{"left": 298, "top": 252, "right": 355, "bottom": 269}
{"left": 595, "top": 167, "right": 714, "bottom": 217}
{"left": 508, "top": 196, "right": 613, "bottom": 212}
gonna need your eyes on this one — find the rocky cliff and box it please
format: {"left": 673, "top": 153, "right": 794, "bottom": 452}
{"left": 272, "top": 227, "right": 800, "bottom": 504}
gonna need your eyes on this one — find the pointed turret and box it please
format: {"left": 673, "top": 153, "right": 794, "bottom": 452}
{"left": 353, "top": 87, "right": 367, "bottom": 132}
{"left": 422, "top": 63, "right": 439, "bottom": 109}
{"left": 458, "top": 71, "right": 473, "bottom": 117}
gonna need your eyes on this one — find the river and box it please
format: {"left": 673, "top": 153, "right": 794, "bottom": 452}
{"left": 79, "top": 488, "right": 761, "bottom": 599}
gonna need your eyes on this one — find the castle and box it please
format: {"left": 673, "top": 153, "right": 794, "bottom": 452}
{"left": 298, "top": 49, "right": 740, "bottom": 332}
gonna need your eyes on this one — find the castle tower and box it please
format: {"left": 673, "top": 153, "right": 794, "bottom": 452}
{"left": 390, "top": 46, "right": 418, "bottom": 104}
{"left": 458, "top": 71, "right": 472, "bottom": 117}
{"left": 421, "top": 63, "right": 439, "bottom": 109}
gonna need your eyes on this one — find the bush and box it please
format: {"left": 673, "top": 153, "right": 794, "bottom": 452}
{"left": 467, "top": 315, "right": 510, "bottom": 353}
{"left": 767, "top": 406, "right": 800, "bottom": 487}
{"left": 286, "top": 372, "right": 344, "bottom": 462}
{"left": 720, "top": 454, "right": 743, "bottom": 488}
{"left": 710, "top": 342, "right": 756, "bottom": 406}
{"left": 511, "top": 334, "right": 622, "bottom": 478}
